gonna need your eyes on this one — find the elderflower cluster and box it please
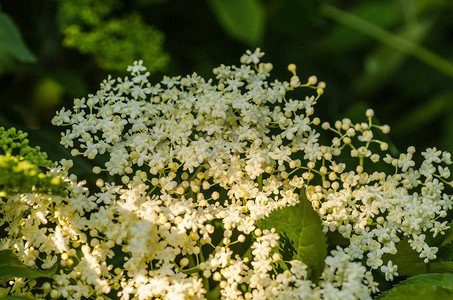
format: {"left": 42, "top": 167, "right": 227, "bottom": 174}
{"left": 52, "top": 48, "right": 326, "bottom": 231}
{"left": 1, "top": 49, "right": 451, "bottom": 299}
{"left": 307, "top": 110, "right": 453, "bottom": 281}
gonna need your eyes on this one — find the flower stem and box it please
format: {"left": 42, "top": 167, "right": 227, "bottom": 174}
{"left": 321, "top": 3, "right": 453, "bottom": 79}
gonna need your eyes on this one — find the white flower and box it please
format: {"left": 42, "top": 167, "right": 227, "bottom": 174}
{"left": 380, "top": 260, "right": 398, "bottom": 281}
{"left": 127, "top": 60, "right": 146, "bottom": 73}
{"left": 5, "top": 48, "right": 452, "bottom": 300}
{"left": 240, "top": 48, "right": 265, "bottom": 64}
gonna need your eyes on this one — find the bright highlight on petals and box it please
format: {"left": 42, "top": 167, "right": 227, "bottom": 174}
{"left": 1, "top": 49, "right": 451, "bottom": 299}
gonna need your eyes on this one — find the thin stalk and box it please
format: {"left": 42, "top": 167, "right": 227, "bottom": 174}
{"left": 321, "top": 3, "right": 453, "bottom": 79}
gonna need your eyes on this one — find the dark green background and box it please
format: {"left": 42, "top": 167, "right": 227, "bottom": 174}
{"left": 1, "top": 0, "right": 453, "bottom": 164}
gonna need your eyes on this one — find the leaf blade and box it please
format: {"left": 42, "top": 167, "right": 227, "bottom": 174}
{"left": 207, "top": 0, "right": 265, "bottom": 46}
{"left": 256, "top": 190, "right": 327, "bottom": 281}
{"left": 378, "top": 273, "right": 453, "bottom": 300}
{"left": 0, "top": 11, "right": 36, "bottom": 63}
{"left": 0, "top": 250, "right": 57, "bottom": 279}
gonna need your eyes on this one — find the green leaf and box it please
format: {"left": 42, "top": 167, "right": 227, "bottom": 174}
{"left": 382, "top": 238, "right": 427, "bottom": 276}
{"left": 207, "top": 0, "right": 265, "bottom": 46}
{"left": 428, "top": 261, "right": 453, "bottom": 273}
{"left": 0, "top": 264, "right": 58, "bottom": 279}
{"left": 441, "top": 221, "right": 453, "bottom": 246}
{"left": 0, "top": 249, "right": 22, "bottom": 266}
{"left": 256, "top": 190, "right": 328, "bottom": 281}
{"left": 0, "top": 45, "right": 15, "bottom": 74}
{"left": 398, "top": 273, "right": 453, "bottom": 289}
{"left": 0, "top": 250, "right": 57, "bottom": 279}
{"left": 378, "top": 273, "right": 453, "bottom": 299}
{"left": 0, "top": 11, "right": 36, "bottom": 63}
{"left": 378, "top": 283, "right": 453, "bottom": 300}
{"left": 427, "top": 242, "right": 453, "bottom": 273}
{"left": 436, "top": 242, "right": 453, "bottom": 261}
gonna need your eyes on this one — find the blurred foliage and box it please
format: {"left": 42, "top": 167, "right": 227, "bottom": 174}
{"left": 207, "top": 0, "right": 265, "bottom": 46}
{"left": 0, "top": 10, "right": 36, "bottom": 74}
{"left": 0, "top": 0, "right": 452, "bottom": 167}
{"left": 0, "top": 127, "right": 66, "bottom": 196}
{"left": 58, "top": 0, "right": 169, "bottom": 72}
